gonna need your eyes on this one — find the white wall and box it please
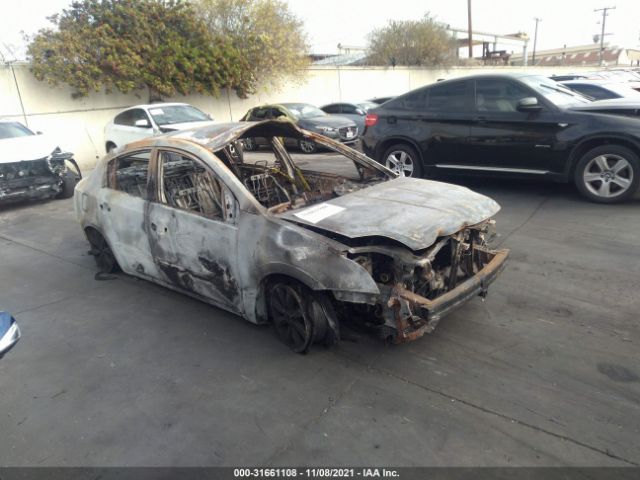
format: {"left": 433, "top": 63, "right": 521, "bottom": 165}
{"left": 0, "top": 63, "right": 593, "bottom": 170}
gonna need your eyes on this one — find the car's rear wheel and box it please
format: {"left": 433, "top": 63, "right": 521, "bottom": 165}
{"left": 299, "top": 139, "right": 317, "bottom": 154}
{"left": 382, "top": 144, "right": 422, "bottom": 178}
{"left": 86, "top": 229, "right": 119, "bottom": 273}
{"left": 574, "top": 145, "right": 639, "bottom": 203}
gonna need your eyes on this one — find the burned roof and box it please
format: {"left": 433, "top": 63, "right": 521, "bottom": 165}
{"left": 164, "top": 120, "right": 306, "bottom": 151}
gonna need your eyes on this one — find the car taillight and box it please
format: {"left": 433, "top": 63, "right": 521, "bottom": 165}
{"left": 365, "top": 114, "right": 378, "bottom": 127}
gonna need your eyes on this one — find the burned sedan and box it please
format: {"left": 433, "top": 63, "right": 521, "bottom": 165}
{"left": 74, "top": 120, "right": 508, "bottom": 352}
{"left": 0, "top": 120, "right": 81, "bottom": 205}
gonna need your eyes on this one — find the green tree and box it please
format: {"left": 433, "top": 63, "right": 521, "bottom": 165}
{"left": 366, "top": 15, "right": 456, "bottom": 67}
{"left": 27, "top": 0, "right": 255, "bottom": 99}
{"left": 195, "top": 0, "right": 310, "bottom": 89}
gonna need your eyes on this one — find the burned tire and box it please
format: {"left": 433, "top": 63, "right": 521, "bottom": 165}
{"left": 86, "top": 229, "right": 120, "bottom": 273}
{"left": 574, "top": 145, "right": 639, "bottom": 203}
{"left": 57, "top": 170, "right": 79, "bottom": 199}
{"left": 382, "top": 143, "right": 422, "bottom": 178}
{"left": 267, "top": 280, "right": 339, "bottom": 353}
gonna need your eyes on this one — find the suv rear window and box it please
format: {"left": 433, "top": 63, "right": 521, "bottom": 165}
{"left": 382, "top": 80, "right": 469, "bottom": 112}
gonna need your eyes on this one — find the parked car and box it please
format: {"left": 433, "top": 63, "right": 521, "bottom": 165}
{"left": 0, "top": 119, "right": 80, "bottom": 205}
{"left": 550, "top": 74, "right": 592, "bottom": 82}
{"left": 240, "top": 103, "right": 358, "bottom": 153}
{"left": 75, "top": 120, "right": 508, "bottom": 353}
{"left": 560, "top": 80, "right": 640, "bottom": 100}
{"left": 104, "top": 103, "right": 215, "bottom": 153}
{"left": 0, "top": 312, "right": 20, "bottom": 359}
{"left": 362, "top": 73, "right": 640, "bottom": 203}
{"left": 320, "top": 101, "right": 379, "bottom": 132}
{"left": 368, "top": 96, "right": 396, "bottom": 105}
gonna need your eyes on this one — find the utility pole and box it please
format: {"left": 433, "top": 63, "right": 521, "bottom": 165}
{"left": 532, "top": 17, "right": 542, "bottom": 65}
{"left": 594, "top": 6, "right": 616, "bottom": 66}
{"left": 467, "top": 0, "right": 473, "bottom": 58}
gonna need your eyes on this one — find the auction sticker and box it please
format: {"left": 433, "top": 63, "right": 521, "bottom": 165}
{"left": 293, "top": 203, "right": 345, "bottom": 224}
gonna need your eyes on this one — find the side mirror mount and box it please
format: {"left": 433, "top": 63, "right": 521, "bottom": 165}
{"left": 207, "top": 113, "right": 213, "bottom": 120}
{"left": 134, "top": 119, "right": 151, "bottom": 128}
{"left": 517, "top": 97, "right": 543, "bottom": 112}
{"left": 0, "top": 312, "right": 20, "bottom": 359}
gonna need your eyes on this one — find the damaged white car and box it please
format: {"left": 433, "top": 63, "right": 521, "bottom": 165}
{"left": 74, "top": 120, "right": 508, "bottom": 353}
{"left": 0, "top": 120, "right": 81, "bottom": 205}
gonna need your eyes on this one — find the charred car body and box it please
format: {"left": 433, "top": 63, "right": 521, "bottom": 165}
{"left": 74, "top": 120, "right": 508, "bottom": 352}
{"left": 0, "top": 120, "right": 81, "bottom": 205}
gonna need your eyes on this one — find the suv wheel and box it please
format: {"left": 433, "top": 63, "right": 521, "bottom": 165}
{"left": 574, "top": 145, "right": 639, "bottom": 203}
{"left": 382, "top": 144, "right": 422, "bottom": 178}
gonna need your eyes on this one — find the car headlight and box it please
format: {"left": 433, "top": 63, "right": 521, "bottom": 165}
{"left": 46, "top": 148, "right": 73, "bottom": 174}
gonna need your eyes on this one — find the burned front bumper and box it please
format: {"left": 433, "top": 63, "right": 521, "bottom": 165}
{"left": 382, "top": 247, "right": 509, "bottom": 344}
{"left": 0, "top": 176, "right": 62, "bottom": 203}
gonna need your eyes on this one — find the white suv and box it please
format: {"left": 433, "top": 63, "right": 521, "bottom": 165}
{"left": 104, "top": 103, "right": 215, "bottom": 153}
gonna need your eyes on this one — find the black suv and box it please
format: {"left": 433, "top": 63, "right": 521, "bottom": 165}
{"left": 361, "top": 73, "right": 640, "bottom": 203}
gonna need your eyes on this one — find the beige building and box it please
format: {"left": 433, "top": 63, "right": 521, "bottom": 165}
{"left": 512, "top": 43, "right": 640, "bottom": 67}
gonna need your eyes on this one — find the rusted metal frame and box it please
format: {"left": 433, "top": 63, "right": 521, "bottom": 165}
{"left": 394, "top": 248, "right": 508, "bottom": 310}
{"left": 447, "top": 232, "right": 464, "bottom": 291}
{"left": 386, "top": 248, "right": 509, "bottom": 343}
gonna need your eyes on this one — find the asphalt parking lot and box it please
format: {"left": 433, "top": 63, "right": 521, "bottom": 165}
{"left": 0, "top": 152, "right": 639, "bottom": 467}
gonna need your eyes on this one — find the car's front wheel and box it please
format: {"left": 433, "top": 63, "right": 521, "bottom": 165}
{"left": 57, "top": 170, "right": 79, "bottom": 199}
{"left": 382, "top": 144, "right": 422, "bottom": 177}
{"left": 574, "top": 145, "right": 639, "bottom": 203}
{"left": 267, "top": 280, "right": 338, "bottom": 353}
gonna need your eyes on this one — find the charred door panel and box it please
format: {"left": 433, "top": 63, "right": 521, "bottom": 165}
{"left": 147, "top": 150, "right": 242, "bottom": 313}
{"left": 146, "top": 203, "right": 241, "bottom": 312}
{"left": 98, "top": 151, "right": 160, "bottom": 277}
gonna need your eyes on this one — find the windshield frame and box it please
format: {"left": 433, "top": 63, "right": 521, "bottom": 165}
{"left": 520, "top": 75, "right": 592, "bottom": 107}
{"left": 147, "top": 104, "right": 210, "bottom": 126}
{"left": 281, "top": 104, "right": 327, "bottom": 120}
{"left": 0, "top": 121, "right": 36, "bottom": 140}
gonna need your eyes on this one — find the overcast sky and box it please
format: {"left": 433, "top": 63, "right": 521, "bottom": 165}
{"left": 1, "top": 0, "right": 639, "bottom": 60}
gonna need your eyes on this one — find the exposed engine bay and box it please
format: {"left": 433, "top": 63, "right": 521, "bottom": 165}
{"left": 340, "top": 221, "right": 505, "bottom": 343}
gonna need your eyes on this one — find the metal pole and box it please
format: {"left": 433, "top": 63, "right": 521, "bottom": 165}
{"left": 467, "top": 0, "right": 473, "bottom": 58}
{"left": 594, "top": 6, "right": 616, "bottom": 66}
{"left": 532, "top": 18, "right": 541, "bottom": 65}
{"left": 9, "top": 63, "right": 28, "bottom": 127}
